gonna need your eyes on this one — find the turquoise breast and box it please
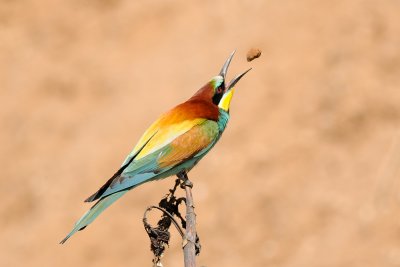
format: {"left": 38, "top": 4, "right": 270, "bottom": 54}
{"left": 218, "top": 109, "right": 230, "bottom": 133}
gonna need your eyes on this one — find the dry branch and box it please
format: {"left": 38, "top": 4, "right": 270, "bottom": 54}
{"left": 143, "top": 174, "right": 200, "bottom": 267}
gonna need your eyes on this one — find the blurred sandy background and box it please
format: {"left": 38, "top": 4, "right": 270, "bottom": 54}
{"left": 1, "top": 0, "right": 400, "bottom": 266}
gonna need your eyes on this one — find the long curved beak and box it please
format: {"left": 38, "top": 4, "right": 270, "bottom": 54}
{"left": 227, "top": 68, "right": 252, "bottom": 90}
{"left": 217, "top": 52, "right": 252, "bottom": 111}
{"left": 219, "top": 50, "right": 236, "bottom": 80}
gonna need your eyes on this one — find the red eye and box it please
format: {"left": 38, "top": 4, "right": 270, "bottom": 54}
{"left": 217, "top": 87, "right": 223, "bottom": 93}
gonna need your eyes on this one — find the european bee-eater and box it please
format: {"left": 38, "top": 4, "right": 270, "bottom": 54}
{"left": 60, "top": 51, "right": 251, "bottom": 244}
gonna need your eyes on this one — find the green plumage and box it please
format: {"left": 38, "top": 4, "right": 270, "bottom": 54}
{"left": 60, "top": 51, "right": 249, "bottom": 244}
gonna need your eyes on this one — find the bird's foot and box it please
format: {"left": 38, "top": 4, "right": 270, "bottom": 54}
{"left": 177, "top": 171, "right": 193, "bottom": 189}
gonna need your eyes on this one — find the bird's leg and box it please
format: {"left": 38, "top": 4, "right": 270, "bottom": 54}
{"left": 177, "top": 171, "right": 193, "bottom": 188}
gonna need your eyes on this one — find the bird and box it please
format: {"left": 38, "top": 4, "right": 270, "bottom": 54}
{"left": 60, "top": 51, "right": 251, "bottom": 244}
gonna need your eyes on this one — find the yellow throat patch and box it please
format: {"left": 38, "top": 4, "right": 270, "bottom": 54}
{"left": 218, "top": 89, "right": 235, "bottom": 111}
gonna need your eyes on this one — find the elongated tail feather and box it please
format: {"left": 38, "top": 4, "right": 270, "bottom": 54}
{"left": 60, "top": 191, "right": 128, "bottom": 244}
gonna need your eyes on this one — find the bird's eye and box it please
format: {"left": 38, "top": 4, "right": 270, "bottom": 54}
{"left": 217, "top": 86, "right": 223, "bottom": 94}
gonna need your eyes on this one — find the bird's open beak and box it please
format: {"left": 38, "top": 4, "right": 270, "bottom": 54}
{"left": 219, "top": 51, "right": 251, "bottom": 91}
{"left": 217, "top": 52, "right": 251, "bottom": 111}
{"left": 219, "top": 51, "right": 236, "bottom": 81}
{"left": 226, "top": 68, "right": 251, "bottom": 91}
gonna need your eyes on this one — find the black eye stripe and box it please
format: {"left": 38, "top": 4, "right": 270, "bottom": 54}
{"left": 212, "top": 85, "right": 224, "bottom": 105}
{"left": 212, "top": 93, "right": 223, "bottom": 105}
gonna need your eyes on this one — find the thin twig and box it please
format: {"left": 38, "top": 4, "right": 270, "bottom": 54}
{"left": 178, "top": 172, "right": 197, "bottom": 267}
{"left": 144, "top": 205, "right": 185, "bottom": 238}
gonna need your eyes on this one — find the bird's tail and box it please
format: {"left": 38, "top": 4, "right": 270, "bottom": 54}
{"left": 60, "top": 190, "right": 128, "bottom": 244}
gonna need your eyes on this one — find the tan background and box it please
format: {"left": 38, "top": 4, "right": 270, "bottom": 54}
{"left": 1, "top": 0, "right": 400, "bottom": 266}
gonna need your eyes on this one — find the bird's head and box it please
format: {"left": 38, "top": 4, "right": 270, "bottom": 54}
{"left": 212, "top": 51, "right": 251, "bottom": 112}
{"left": 191, "top": 51, "right": 251, "bottom": 112}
